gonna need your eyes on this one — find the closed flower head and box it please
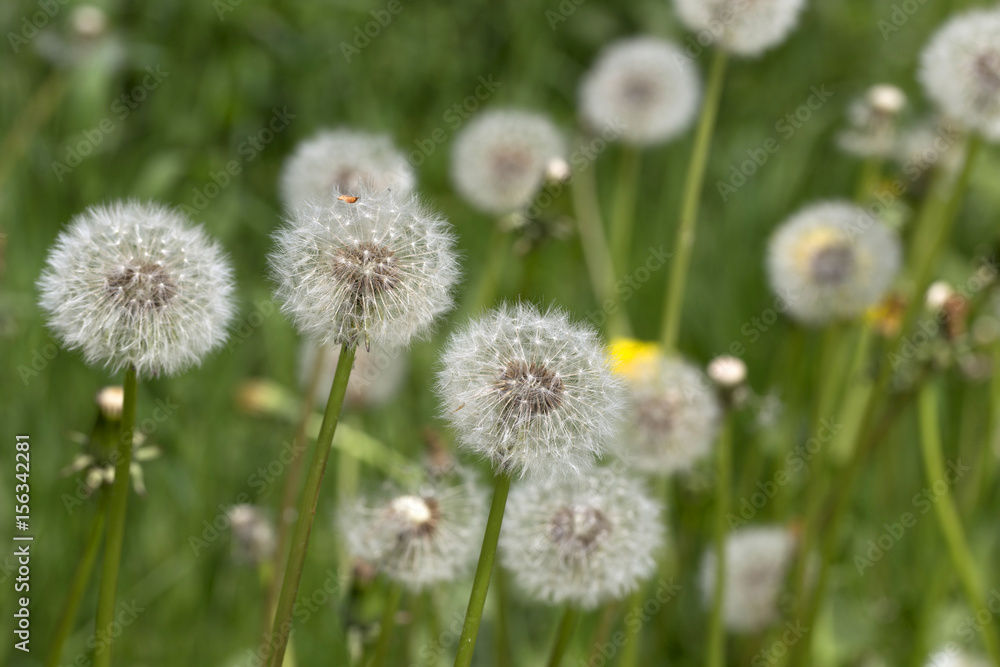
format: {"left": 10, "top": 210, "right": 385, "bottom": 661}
{"left": 437, "top": 303, "right": 626, "bottom": 478}
{"left": 38, "top": 201, "right": 235, "bottom": 376}
{"left": 767, "top": 201, "right": 901, "bottom": 326}
{"left": 451, "top": 109, "right": 565, "bottom": 214}
{"left": 673, "top": 0, "right": 806, "bottom": 57}
{"left": 280, "top": 129, "right": 415, "bottom": 210}
{"left": 920, "top": 8, "right": 1000, "bottom": 141}
{"left": 499, "top": 468, "right": 663, "bottom": 608}
{"left": 270, "top": 188, "right": 458, "bottom": 351}
{"left": 580, "top": 37, "right": 701, "bottom": 145}
{"left": 338, "top": 469, "right": 486, "bottom": 590}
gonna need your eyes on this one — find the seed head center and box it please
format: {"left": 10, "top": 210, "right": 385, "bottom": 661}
{"left": 550, "top": 504, "right": 611, "bottom": 552}
{"left": 975, "top": 50, "right": 1000, "bottom": 91}
{"left": 390, "top": 495, "right": 440, "bottom": 537}
{"left": 496, "top": 360, "right": 564, "bottom": 417}
{"left": 810, "top": 243, "right": 855, "bottom": 285}
{"left": 105, "top": 262, "right": 176, "bottom": 312}
{"left": 331, "top": 241, "right": 400, "bottom": 297}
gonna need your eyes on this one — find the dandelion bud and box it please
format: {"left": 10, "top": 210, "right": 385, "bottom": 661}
{"left": 338, "top": 469, "right": 486, "bottom": 590}
{"left": 38, "top": 201, "right": 236, "bottom": 376}
{"left": 673, "top": 0, "right": 807, "bottom": 58}
{"left": 707, "top": 356, "right": 747, "bottom": 389}
{"left": 279, "top": 129, "right": 415, "bottom": 211}
{"left": 299, "top": 342, "right": 407, "bottom": 410}
{"left": 579, "top": 37, "right": 701, "bottom": 146}
{"left": 71, "top": 5, "right": 108, "bottom": 39}
{"left": 270, "top": 188, "right": 459, "bottom": 351}
{"left": 499, "top": 468, "right": 663, "bottom": 609}
{"left": 227, "top": 505, "right": 276, "bottom": 565}
{"left": 699, "top": 525, "right": 797, "bottom": 633}
{"left": 869, "top": 84, "right": 907, "bottom": 116}
{"left": 926, "top": 281, "right": 955, "bottom": 312}
{"left": 451, "top": 109, "right": 565, "bottom": 214}
{"left": 545, "top": 156, "right": 571, "bottom": 183}
{"left": 920, "top": 8, "right": 1000, "bottom": 142}
{"left": 767, "top": 201, "right": 902, "bottom": 326}
{"left": 437, "top": 303, "right": 626, "bottom": 478}
{"left": 96, "top": 386, "right": 124, "bottom": 420}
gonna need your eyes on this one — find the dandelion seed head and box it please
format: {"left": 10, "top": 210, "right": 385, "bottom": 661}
{"left": 579, "top": 37, "right": 701, "bottom": 145}
{"left": 673, "top": 0, "right": 806, "bottom": 57}
{"left": 708, "top": 355, "right": 747, "bottom": 388}
{"left": 767, "top": 201, "right": 901, "bottom": 326}
{"left": 227, "top": 505, "right": 276, "bottom": 565}
{"left": 499, "top": 468, "right": 663, "bottom": 609}
{"left": 37, "top": 201, "right": 235, "bottom": 377}
{"left": 925, "top": 650, "right": 991, "bottom": 667}
{"left": 270, "top": 187, "right": 458, "bottom": 351}
{"left": 838, "top": 84, "right": 908, "bottom": 158}
{"left": 451, "top": 109, "right": 565, "bottom": 214}
{"left": 437, "top": 302, "right": 626, "bottom": 479}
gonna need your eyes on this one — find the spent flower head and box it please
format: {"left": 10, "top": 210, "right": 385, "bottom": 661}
{"left": 270, "top": 187, "right": 459, "bottom": 351}
{"left": 499, "top": 467, "right": 663, "bottom": 609}
{"left": 38, "top": 201, "right": 235, "bottom": 377}
{"left": 451, "top": 109, "right": 565, "bottom": 214}
{"left": 673, "top": 0, "right": 807, "bottom": 58}
{"left": 579, "top": 37, "right": 701, "bottom": 146}
{"left": 767, "top": 200, "right": 902, "bottom": 326}
{"left": 437, "top": 302, "right": 626, "bottom": 478}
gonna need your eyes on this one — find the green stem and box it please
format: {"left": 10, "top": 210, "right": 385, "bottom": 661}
{"left": 545, "top": 607, "right": 580, "bottom": 667}
{"left": 917, "top": 381, "right": 1000, "bottom": 666}
{"left": 707, "top": 415, "right": 732, "bottom": 667}
{"left": 617, "top": 589, "right": 642, "bottom": 667}
{"left": 493, "top": 564, "right": 513, "bottom": 667}
{"left": 370, "top": 582, "right": 403, "bottom": 667}
{"left": 268, "top": 344, "right": 357, "bottom": 667}
{"left": 610, "top": 146, "right": 641, "bottom": 276}
{"left": 453, "top": 473, "right": 512, "bottom": 667}
{"left": 853, "top": 156, "right": 883, "bottom": 203}
{"left": 93, "top": 365, "right": 137, "bottom": 667}
{"left": 467, "top": 223, "right": 509, "bottom": 317}
{"left": 47, "top": 490, "right": 110, "bottom": 667}
{"left": 660, "top": 49, "right": 728, "bottom": 353}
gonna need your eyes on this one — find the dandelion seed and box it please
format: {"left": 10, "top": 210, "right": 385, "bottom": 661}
{"left": 673, "top": 0, "right": 807, "bottom": 58}
{"left": 270, "top": 187, "right": 458, "bottom": 351}
{"left": 279, "top": 129, "right": 415, "bottom": 211}
{"left": 37, "top": 201, "right": 235, "bottom": 377}
{"left": 499, "top": 467, "right": 663, "bottom": 609}
{"left": 767, "top": 201, "right": 902, "bottom": 326}
{"left": 580, "top": 37, "right": 701, "bottom": 145}
{"left": 451, "top": 109, "right": 565, "bottom": 214}
{"left": 437, "top": 303, "right": 626, "bottom": 478}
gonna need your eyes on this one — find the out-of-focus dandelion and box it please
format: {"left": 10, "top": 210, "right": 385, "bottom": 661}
{"left": 838, "top": 84, "right": 908, "bottom": 158}
{"left": 673, "top": 0, "right": 807, "bottom": 58}
{"left": 228, "top": 505, "right": 276, "bottom": 565}
{"left": 299, "top": 342, "right": 407, "bottom": 411}
{"left": 923, "top": 650, "right": 991, "bottom": 667}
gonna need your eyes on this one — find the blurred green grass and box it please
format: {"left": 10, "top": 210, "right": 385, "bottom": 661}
{"left": 2, "top": 0, "right": 1000, "bottom": 665}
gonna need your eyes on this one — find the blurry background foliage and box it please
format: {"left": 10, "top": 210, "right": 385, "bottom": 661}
{"left": 2, "top": 0, "right": 1000, "bottom": 665}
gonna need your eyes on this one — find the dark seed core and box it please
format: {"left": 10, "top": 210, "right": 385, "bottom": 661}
{"left": 810, "top": 244, "right": 855, "bottom": 285}
{"left": 495, "top": 360, "right": 564, "bottom": 418}
{"left": 621, "top": 76, "right": 657, "bottom": 107}
{"left": 490, "top": 148, "right": 533, "bottom": 185}
{"left": 549, "top": 505, "right": 612, "bottom": 552}
{"left": 105, "top": 263, "right": 177, "bottom": 312}
{"left": 975, "top": 51, "right": 1000, "bottom": 91}
{"left": 331, "top": 241, "right": 400, "bottom": 297}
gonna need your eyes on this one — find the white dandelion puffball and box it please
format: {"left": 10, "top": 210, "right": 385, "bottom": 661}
{"left": 279, "top": 129, "right": 415, "bottom": 210}
{"left": 450, "top": 109, "right": 566, "bottom": 214}
{"left": 837, "top": 84, "right": 908, "bottom": 159}
{"left": 299, "top": 341, "right": 407, "bottom": 410}
{"left": 270, "top": 188, "right": 459, "bottom": 351}
{"left": 621, "top": 356, "right": 721, "bottom": 476}
{"left": 925, "top": 650, "right": 991, "bottom": 667}
{"left": 699, "top": 525, "right": 796, "bottom": 633}
{"left": 38, "top": 201, "right": 235, "bottom": 377}
{"left": 437, "top": 302, "right": 626, "bottom": 479}
{"left": 767, "top": 201, "right": 902, "bottom": 326}
{"left": 673, "top": 0, "right": 807, "bottom": 58}
{"left": 580, "top": 37, "right": 701, "bottom": 145}
{"left": 920, "top": 8, "right": 1000, "bottom": 142}
{"left": 499, "top": 468, "right": 663, "bottom": 609}
{"left": 338, "top": 469, "right": 487, "bottom": 590}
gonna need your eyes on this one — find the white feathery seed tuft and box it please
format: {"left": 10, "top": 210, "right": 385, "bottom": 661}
{"left": 338, "top": 468, "right": 487, "bottom": 590}
{"left": 924, "top": 651, "right": 991, "bottom": 667}
{"left": 837, "top": 84, "right": 908, "bottom": 158}
{"left": 620, "top": 355, "right": 721, "bottom": 476}
{"left": 437, "top": 302, "right": 626, "bottom": 479}
{"left": 279, "top": 129, "right": 415, "bottom": 210}
{"left": 450, "top": 109, "right": 566, "bottom": 214}
{"left": 579, "top": 37, "right": 701, "bottom": 145}
{"left": 767, "top": 200, "right": 902, "bottom": 326}
{"left": 298, "top": 342, "right": 407, "bottom": 410}
{"left": 37, "top": 201, "right": 235, "bottom": 377}
{"left": 920, "top": 8, "right": 1000, "bottom": 142}
{"left": 673, "top": 0, "right": 807, "bottom": 58}
{"left": 499, "top": 467, "right": 663, "bottom": 609}
{"left": 270, "top": 187, "right": 459, "bottom": 351}
{"left": 699, "top": 525, "right": 797, "bottom": 633}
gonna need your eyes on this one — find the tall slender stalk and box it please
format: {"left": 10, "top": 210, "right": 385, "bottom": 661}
{"left": 617, "top": 589, "right": 643, "bottom": 667}
{"left": 493, "top": 563, "right": 513, "bottom": 667}
{"left": 370, "top": 582, "right": 404, "bottom": 667}
{"left": 610, "top": 146, "right": 641, "bottom": 276}
{"left": 546, "top": 607, "right": 580, "bottom": 667}
{"left": 917, "top": 381, "right": 1000, "bottom": 666}
{"left": 453, "top": 473, "right": 512, "bottom": 667}
{"left": 660, "top": 49, "right": 728, "bottom": 353}
{"left": 93, "top": 365, "right": 138, "bottom": 667}
{"left": 706, "top": 415, "right": 732, "bottom": 667}
{"left": 268, "top": 344, "right": 357, "bottom": 667}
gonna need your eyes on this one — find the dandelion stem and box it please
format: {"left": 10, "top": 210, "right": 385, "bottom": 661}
{"left": 617, "top": 589, "right": 643, "bottom": 667}
{"left": 465, "top": 222, "right": 510, "bottom": 317}
{"left": 47, "top": 489, "right": 109, "bottom": 667}
{"left": 917, "top": 381, "right": 1000, "bottom": 666}
{"left": 706, "top": 414, "right": 732, "bottom": 667}
{"left": 268, "top": 344, "right": 357, "bottom": 667}
{"left": 660, "top": 49, "right": 728, "bottom": 354}
{"left": 493, "top": 563, "right": 513, "bottom": 667}
{"left": 93, "top": 364, "right": 138, "bottom": 667}
{"left": 853, "top": 156, "right": 883, "bottom": 203}
{"left": 370, "top": 581, "right": 403, "bottom": 667}
{"left": 546, "top": 607, "right": 580, "bottom": 667}
{"left": 610, "top": 146, "right": 641, "bottom": 276}
{"left": 453, "top": 472, "right": 512, "bottom": 667}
